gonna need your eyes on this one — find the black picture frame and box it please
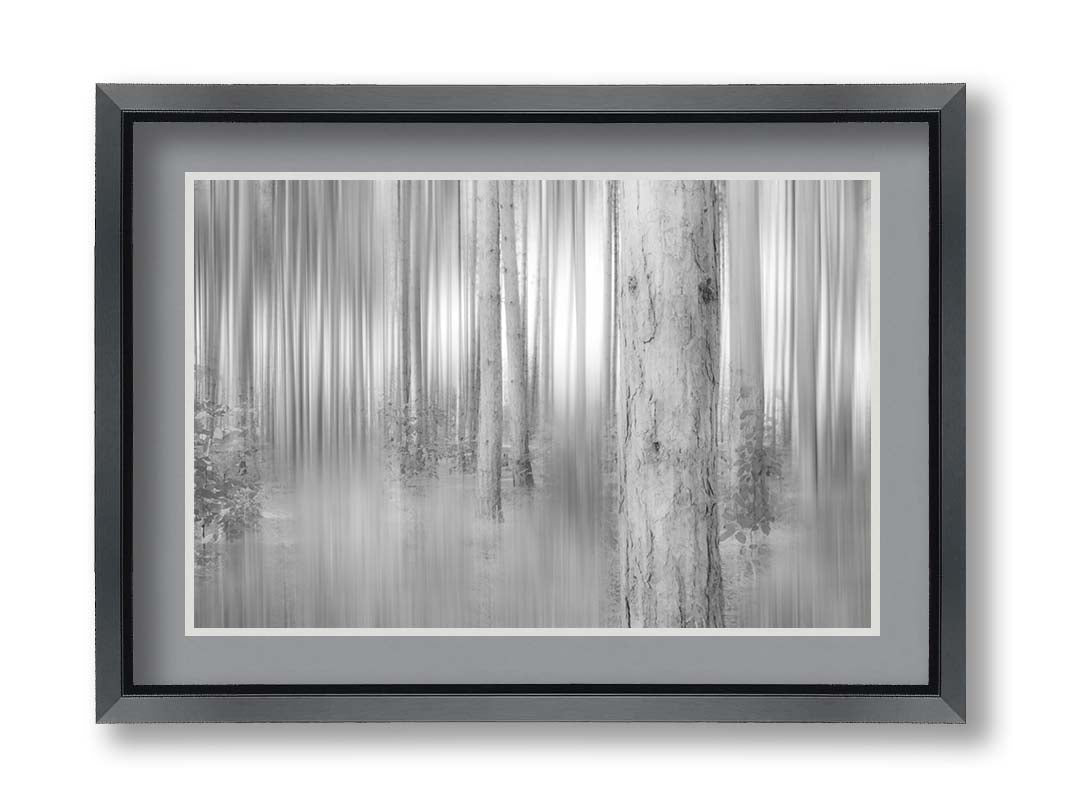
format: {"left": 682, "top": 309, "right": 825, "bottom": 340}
{"left": 95, "top": 83, "right": 965, "bottom": 723}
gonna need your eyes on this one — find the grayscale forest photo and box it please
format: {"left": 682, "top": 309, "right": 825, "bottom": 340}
{"left": 192, "top": 177, "right": 873, "bottom": 630}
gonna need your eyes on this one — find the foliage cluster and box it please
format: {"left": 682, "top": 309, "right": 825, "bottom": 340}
{"left": 720, "top": 395, "right": 784, "bottom": 575}
{"left": 379, "top": 399, "right": 471, "bottom": 478}
{"left": 193, "top": 381, "right": 263, "bottom": 550}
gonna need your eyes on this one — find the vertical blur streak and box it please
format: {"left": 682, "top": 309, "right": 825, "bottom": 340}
{"left": 193, "top": 179, "right": 871, "bottom": 629}
{"left": 736, "top": 180, "right": 871, "bottom": 628}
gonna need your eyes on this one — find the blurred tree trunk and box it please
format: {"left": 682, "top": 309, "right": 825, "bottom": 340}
{"left": 461, "top": 182, "right": 480, "bottom": 470}
{"left": 500, "top": 181, "right": 534, "bottom": 487}
{"left": 476, "top": 180, "right": 503, "bottom": 520}
{"left": 725, "top": 180, "right": 769, "bottom": 539}
{"left": 603, "top": 181, "right": 618, "bottom": 430}
{"left": 397, "top": 182, "right": 412, "bottom": 467}
{"left": 409, "top": 182, "right": 426, "bottom": 470}
{"left": 528, "top": 182, "right": 543, "bottom": 435}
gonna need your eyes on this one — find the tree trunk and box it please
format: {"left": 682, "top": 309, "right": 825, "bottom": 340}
{"left": 462, "top": 182, "right": 480, "bottom": 470}
{"left": 541, "top": 182, "right": 556, "bottom": 432}
{"left": 725, "top": 181, "right": 768, "bottom": 537}
{"left": 500, "top": 182, "right": 534, "bottom": 487}
{"left": 533, "top": 181, "right": 551, "bottom": 434}
{"left": 616, "top": 180, "right": 724, "bottom": 628}
{"left": 409, "top": 182, "right": 425, "bottom": 470}
{"left": 253, "top": 180, "right": 274, "bottom": 427}
{"left": 397, "top": 182, "right": 411, "bottom": 465}
{"left": 475, "top": 180, "right": 504, "bottom": 520}
{"left": 603, "top": 181, "right": 617, "bottom": 429}
{"left": 515, "top": 180, "right": 528, "bottom": 325}
{"left": 528, "top": 181, "right": 542, "bottom": 435}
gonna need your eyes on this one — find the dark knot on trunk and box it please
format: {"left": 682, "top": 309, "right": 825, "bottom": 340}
{"left": 698, "top": 277, "right": 715, "bottom": 305}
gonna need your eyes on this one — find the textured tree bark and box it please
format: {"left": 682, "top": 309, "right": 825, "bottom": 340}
{"left": 500, "top": 182, "right": 534, "bottom": 487}
{"left": 617, "top": 180, "right": 725, "bottom": 628}
{"left": 475, "top": 180, "right": 504, "bottom": 520}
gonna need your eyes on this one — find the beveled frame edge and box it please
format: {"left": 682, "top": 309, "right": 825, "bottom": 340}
{"left": 94, "top": 83, "right": 965, "bottom": 723}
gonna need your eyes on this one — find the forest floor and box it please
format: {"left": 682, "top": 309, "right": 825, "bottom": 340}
{"left": 195, "top": 462, "right": 795, "bottom": 629}
{"left": 720, "top": 525, "right": 797, "bottom": 628}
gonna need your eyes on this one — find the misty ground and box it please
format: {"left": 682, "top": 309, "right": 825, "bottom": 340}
{"left": 194, "top": 458, "right": 796, "bottom": 629}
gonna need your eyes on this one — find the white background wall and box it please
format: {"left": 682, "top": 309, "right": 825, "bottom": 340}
{"left": 0, "top": 0, "right": 1059, "bottom": 796}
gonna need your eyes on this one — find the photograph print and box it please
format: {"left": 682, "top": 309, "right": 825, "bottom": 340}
{"left": 189, "top": 174, "right": 876, "bottom": 632}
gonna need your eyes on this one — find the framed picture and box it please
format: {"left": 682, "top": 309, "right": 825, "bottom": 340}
{"left": 95, "top": 84, "right": 965, "bottom": 722}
